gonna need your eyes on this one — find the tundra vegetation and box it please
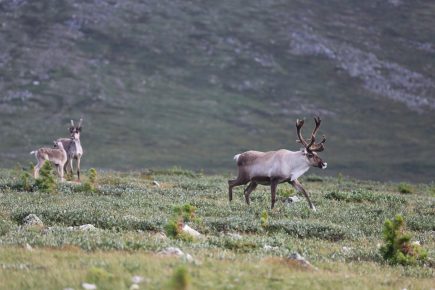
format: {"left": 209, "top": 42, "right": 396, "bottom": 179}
{"left": 0, "top": 168, "right": 433, "bottom": 290}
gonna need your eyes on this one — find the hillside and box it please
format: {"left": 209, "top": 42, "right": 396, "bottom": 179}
{"left": 0, "top": 169, "right": 434, "bottom": 289}
{"left": 0, "top": 0, "right": 435, "bottom": 181}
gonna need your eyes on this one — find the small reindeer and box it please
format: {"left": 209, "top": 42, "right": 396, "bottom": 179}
{"left": 30, "top": 141, "right": 68, "bottom": 181}
{"left": 55, "top": 118, "right": 84, "bottom": 181}
{"left": 228, "top": 117, "right": 327, "bottom": 211}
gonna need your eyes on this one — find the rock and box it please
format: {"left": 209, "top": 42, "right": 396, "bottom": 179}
{"left": 182, "top": 224, "right": 201, "bottom": 237}
{"left": 152, "top": 232, "right": 167, "bottom": 240}
{"left": 129, "top": 284, "right": 139, "bottom": 290}
{"left": 63, "top": 288, "right": 74, "bottom": 290}
{"left": 131, "top": 275, "right": 145, "bottom": 284}
{"left": 159, "top": 247, "right": 184, "bottom": 256}
{"left": 79, "top": 224, "right": 96, "bottom": 231}
{"left": 152, "top": 180, "right": 160, "bottom": 187}
{"left": 159, "top": 247, "right": 194, "bottom": 263}
{"left": 342, "top": 246, "right": 352, "bottom": 253}
{"left": 25, "top": 243, "right": 33, "bottom": 252}
{"left": 287, "top": 196, "right": 301, "bottom": 203}
{"left": 263, "top": 245, "right": 278, "bottom": 251}
{"left": 287, "top": 252, "right": 317, "bottom": 270}
{"left": 81, "top": 283, "right": 97, "bottom": 290}
{"left": 22, "top": 214, "right": 43, "bottom": 227}
{"left": 227, "top": 233, "right": 242, "bottom": 239}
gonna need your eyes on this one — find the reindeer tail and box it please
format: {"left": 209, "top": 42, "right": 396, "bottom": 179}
{"left": 233, "top": 154, "right": 241, "bottom": 162}
{"left": 30, "top": 150, "right": 37, "bottom": 155}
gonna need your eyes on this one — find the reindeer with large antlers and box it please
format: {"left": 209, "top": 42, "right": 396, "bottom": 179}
{"left": 228, "top": 117, "right": 327, "bottom": 211}
{"left": 54, "top": 118, "right": 84, "bottom": 181}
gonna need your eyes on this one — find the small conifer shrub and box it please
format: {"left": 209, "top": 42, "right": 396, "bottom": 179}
{"left": 380, "top": 215, "right": 427, "bottom": 265}
{"left": 170, "top": 266, "right": 190, "bottom": 290}
{"left": 260, "top": 209, "right": 269, "bottom": 228}
{"left": 80, "top": 168, "right": 98, "bottom": 192}
{"left": 34, "top": 162, "right": 57, "bottom": 193}
{"left": 165, "top": 204, "right": 196, "bottom": 241}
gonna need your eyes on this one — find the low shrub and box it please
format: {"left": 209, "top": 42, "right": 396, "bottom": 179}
{"left": 165, "top": 204, "right": 196, "bottom": 241}
{"left": 380, "top": 215, "right": 427, "bottom": 266}
{"left": 170, "top": 265, "right": 191, "bottom": 290}
{"left": 260, "top": 210, "right": 268, "bottom": 228}
{"left": 34, "top": 162, "right": 57, "bottom": 193}
{"left": 277, "top": 188, "right": 294, "bottom": 199}
{"left": 398, "top": 183, "right": 414, "bottom": 194}
{"left": 325, "top": 190, "right": 404, "bottom": 204}
{"left": 77, "top": 168, "right": 99, "bottom": 193}
{"left": 0, "top": 219, "right": 12, "bottom": 236}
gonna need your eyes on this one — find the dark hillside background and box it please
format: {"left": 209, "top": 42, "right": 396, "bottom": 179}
{"left": 0, "top": 0, "right": 434, "bottom": 182}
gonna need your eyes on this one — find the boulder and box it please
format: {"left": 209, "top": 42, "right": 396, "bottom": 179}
{"left": 22, "top": 214, "right": 43, "bottom": 227}
{"left": 182, "top": 224, "right": 201, "bottom": 237}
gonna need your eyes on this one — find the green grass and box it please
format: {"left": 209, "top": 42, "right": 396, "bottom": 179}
{"left": 0, "top": 168, "right": 433, "bottom": 289}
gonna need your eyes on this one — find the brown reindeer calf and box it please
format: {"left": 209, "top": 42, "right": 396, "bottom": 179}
{"left": 30, "top": 141, "right": 68, "bottom": 181}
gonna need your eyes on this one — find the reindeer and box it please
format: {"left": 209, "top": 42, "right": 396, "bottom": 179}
{"left": 55, "top": 118, "right": 84, "bottom": 181}
{"left": 30, "top": 141, "right": 68, "bottom": 181}
{"left": 228, "top": 117, "right": 327, "bottom": 211}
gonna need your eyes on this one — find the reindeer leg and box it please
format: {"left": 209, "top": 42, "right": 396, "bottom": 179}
{"left": 76, "top": 156, "right": 81, "bottom": 182}
{"left": 58, "top": 164, "right": 65, "bottom": 182}
{"left": 244, "top": 182, "right": 258, "bottom": 205}
{"left": 34, "top": 162, "right": 41, "bottom": 179}
{"left": 290, "top": 179, "right": 316, "bottom": 211}
{"left": 68, "top": 158, "right": 73, "bottom": 179}
{"left": 63, "top": 157, "right": 69, "bottom": 176}
{"left": 270, "top": 179, "right": 279, "bottom": 209}
{"left": 228, "top": 177, "right": 248, "bottom": 202}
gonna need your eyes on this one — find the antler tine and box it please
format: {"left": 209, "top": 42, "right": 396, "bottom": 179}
{"left": 312, "top": 116, "right": 321, "bottom": 137}
{"left": 78, "top": 117, "right": 83, "bottom": 128}
{"left": 309, "top": 135, "right": 326, "bottom": 152}
{"left": 70, "top": 120, "right": 74, "bottom": 127}
{"left": 295, "top": 118, "right": 309, "bottom": 148}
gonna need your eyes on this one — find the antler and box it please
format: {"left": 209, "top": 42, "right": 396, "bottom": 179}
{"left": 77, "top": 117, "right": 83, "bottom": 128}
{"left": 70, "top": 120, "right": 75, "bottom": 127}
{"left": 296, "top": 119, "right": 309, "bottom": 148}
{"left": 295, "top": 116, "right": 326, "bottom": 152}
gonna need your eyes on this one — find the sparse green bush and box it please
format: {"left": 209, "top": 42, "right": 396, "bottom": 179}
{"left": 12, "top": 163, "right": 34, "bottom": 191}
{"left": 398, "top": 183, "right": 414, "bottom": 194}
{"left": 165, "top": 204, "right": 196, "bottom": 241}
{"left": 0, "top": 219, "right": 12, "bottom": 236}
{"left": 170, "top": 265, "right": 190, "bottom": 290}
{"left": 164, "top": 218, "right": 184, "bottom": 239}
{"left": 78, "top": 168, "right": 99, "bottom": 193}
{"left": 325, "top": 190, "right": 405, "bottom": 204}
{"left": 278, "top": 188, "right": 294, "bottom": 198}
{"left": 260, "top": 210, "right": 268, "bottom": 228}
{"left": 380, "top": 215, "right": 427, "bottom": 266}
{"left": 173, "top": 204, "right": 196, "bottom": 223}
{"left": 34, "top": 162, "right": 57, "bottom": 193}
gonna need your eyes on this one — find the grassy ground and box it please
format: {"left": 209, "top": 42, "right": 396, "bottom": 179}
{"left": 0, "top": 168, "right": 434, "bottom": 289}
